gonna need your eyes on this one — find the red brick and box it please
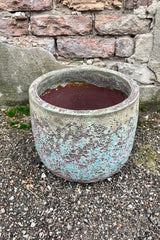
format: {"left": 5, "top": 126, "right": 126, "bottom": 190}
{"left": 31, "top": 15, "right": 92, "bottom": 36}
{"left": 0, "top": 13, "right": 28, "bottom": 37}
{"left": 57, "top": 38, "right": 115, "bottom": 58}
{"left": 0, "top": 0, "right": 53, "bottom": 12}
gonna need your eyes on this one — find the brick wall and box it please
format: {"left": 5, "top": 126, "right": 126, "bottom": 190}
{"left": 0, "top": 0, "right": 160, "bottom": 103}
{"left": 0, "top": 0, "right": 153, "bottom": 58}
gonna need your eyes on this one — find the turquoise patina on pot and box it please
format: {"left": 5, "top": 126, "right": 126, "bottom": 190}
{"left": 29, "top": 66, "right": 139, "bottom": 183}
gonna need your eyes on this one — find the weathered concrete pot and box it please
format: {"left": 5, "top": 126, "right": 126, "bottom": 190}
{"left": 29, "top": 66, "right": 139, "bottom": 183}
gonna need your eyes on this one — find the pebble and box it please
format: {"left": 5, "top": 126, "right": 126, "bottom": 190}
{"left": 30, "top": 222, "right": 36, "bottom": 228}
{"left": 128, "top": 204, "right": 133, "bottom": 209}
{"left": 0, "top": 208, "right": 5, "bottom": 214}
{"left": 67, "top": 224, "right": 72, "bottom": 230}
{"left": 9, "top": 196, "right": 14, "bottom": 201}
{"left": 41, "top": 173, "right": 46, "bottom": 179}
{"left": 18, "top": 222, "right": 23, "bottom": 227}
{"left": 23, "top": 234, "right": 29, "bottom": 239}
{"left": 86, "top": 59, "right": 93, "bottom": 65}
{"left": 47, "top": 185, "right": 51, "bottom": 191}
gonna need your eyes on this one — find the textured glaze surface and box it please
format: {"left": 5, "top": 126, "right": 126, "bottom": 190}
{"left": 29, "top": 66, "right": 139, "bottom": 183}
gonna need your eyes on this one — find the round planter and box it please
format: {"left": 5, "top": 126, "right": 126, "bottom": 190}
{"left": 29, "top": 66, "right": 139, "bottom": 183}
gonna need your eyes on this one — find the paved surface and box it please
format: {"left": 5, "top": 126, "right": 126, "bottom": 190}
{"left": 0, "top": 106, "right": 160, "bottom": 240}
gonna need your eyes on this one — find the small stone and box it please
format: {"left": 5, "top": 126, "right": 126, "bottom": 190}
{"left": 0, "top": 208, "right": 5, "bottom": 214}
{"left": 67, "top": 224, "right": 72, "bottom": 230}
{"left": 41, "top": 173, "right": 46, "bottom": 179}
{"left": 47, "top": 185, "right": 51, "bottom": 190}
{"left": 49, "top": 232, "right": 53, "bottom": 236}
{"left": 39, "top": 232, "right": 44, "bottom": 238}
{"left": 155, "top": 212, "right": 159, "bottom": 216}
{"left": 128, "top": 204, "right": 133, "bottom": 209}
{"left": 144, "top": 115, "right": 149, "bottom": 120}
{"left": 86, "top": 59, "right": 93, "bottom": 65}
{"left": 23, "top": 235, "right": 29, "bottom": 239}
{"left": 107, "top": 177, "right": 112, "bottom": 181}
{"left": 84, "top": 219, "right": 88, "bottom": 223}
{"left": 13, "top": 12, "right": 27, "bottom": 20}
{"left": 9, "top": 196, "right": 14, "bottom": 201}
{"left": 0, "top": 36, "right": 7, "bottom": 42}
{"left": 113, "top": 221, "right": 117, "bottom": 226}
{"left": 18, "top": 222, "right": 23, "bottom": 227}
{"left": 147, "top": 208, "right": 152, "bottom": 214}
{"left": 30, "top": 222, "right": 36, "bottom": 228}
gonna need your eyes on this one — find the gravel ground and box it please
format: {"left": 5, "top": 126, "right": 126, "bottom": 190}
{"left": 0, "top": 105, "right": 160, "bottom": 240}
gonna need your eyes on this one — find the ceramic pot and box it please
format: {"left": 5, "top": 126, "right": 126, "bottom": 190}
{"left": 29, "top": 66, "right": 139, "bottom": 183}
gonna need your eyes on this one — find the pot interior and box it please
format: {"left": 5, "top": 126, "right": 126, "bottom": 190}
{"left": 37, "top": 69, "right": 131, "bottom": 98}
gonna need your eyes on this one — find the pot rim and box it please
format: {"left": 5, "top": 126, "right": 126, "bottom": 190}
{"left": 29, "top": 66, "right": 139, "bottom": 116}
